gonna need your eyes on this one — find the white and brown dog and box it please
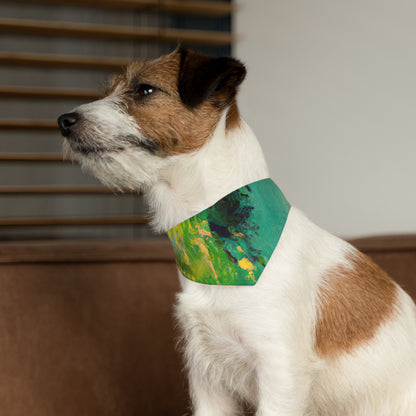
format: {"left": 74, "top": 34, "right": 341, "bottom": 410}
{"left": 58, "top": 48, "right": 416, "bottom": 415}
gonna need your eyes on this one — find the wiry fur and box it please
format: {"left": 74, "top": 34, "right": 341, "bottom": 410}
{"left": 58, "top": 48, "right": 416, "bottom": 415}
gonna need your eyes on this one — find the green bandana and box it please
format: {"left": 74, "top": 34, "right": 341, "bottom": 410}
{"left": 167, "top": 178, "right": 290, "bottom": 285}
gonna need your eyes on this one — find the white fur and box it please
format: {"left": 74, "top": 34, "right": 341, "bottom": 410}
{"left": 176, "top": 204, "right": 416, "bottom": 416}
{"left": 145, "top": 114, "right": 270, "bottom": 232}
{"left": 63, "top": 93, "right": 416, "bottom": 415}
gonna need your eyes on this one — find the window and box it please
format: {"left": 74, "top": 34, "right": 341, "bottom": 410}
{"left": 0, "top": 0, "right": 233, "bottom": 240}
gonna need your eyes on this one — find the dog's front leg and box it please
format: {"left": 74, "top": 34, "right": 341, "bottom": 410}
{"left": 189, "top": 367, "right": 240, "bottom": 416}
{"left": 253, "top": 343, "right": 312, "bottom": 416}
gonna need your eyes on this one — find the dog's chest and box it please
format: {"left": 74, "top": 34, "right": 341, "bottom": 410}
{"left": 176, "top": 289, "right": 257, "bottom": 396}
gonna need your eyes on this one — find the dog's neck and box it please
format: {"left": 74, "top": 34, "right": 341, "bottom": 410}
{"left": 145, "top": 112, "right": 270, "bottom": 233}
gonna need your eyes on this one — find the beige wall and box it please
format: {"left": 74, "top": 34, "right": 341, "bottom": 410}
{"left": 235, "top": 0, "right": 416, "bottom": 238}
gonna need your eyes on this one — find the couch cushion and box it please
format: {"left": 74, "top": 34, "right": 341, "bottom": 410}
{"left": 0, "top": 240, "right": 187, "bottom": 416}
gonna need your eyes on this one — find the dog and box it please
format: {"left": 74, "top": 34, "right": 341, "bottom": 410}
{"left": 58, "top": 47, "right": 416, "bottom": 415}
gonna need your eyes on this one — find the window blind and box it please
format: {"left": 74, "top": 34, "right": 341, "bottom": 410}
{"left": 0, "top": 0, "right": 234, "bottom": 240}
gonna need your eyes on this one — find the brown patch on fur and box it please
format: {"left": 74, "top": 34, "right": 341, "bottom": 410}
{"left": 106, "top": 73, "right": 126, "bottom": 95}
{"left": 110, "top": 50, "right": 226, "bottom": 155}
{"left": 226, "top": 98, "right": 241, "bottom": 130}
{"left": 106, "top": 49, "right": 246, "bottom": 156}
{"left": 315, "top": 251, "right": 398, "bottom": 358}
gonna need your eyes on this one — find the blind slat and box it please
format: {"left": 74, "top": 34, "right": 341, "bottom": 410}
{"left": 0, "top": 18, "right": 234, "bottom": 46}
{"left": 0, "top": 52, "right": 128, "bottom": 70}
{"left": 0, "top": 153, "right": 64, "bottom": 162}
{"left": 0, "top": 215, "right": 148, "bottom": 226}
{"left": 0, "top": 120, "right": 58, "bottom": 130}
{"left": 0, "top": 86, "right": 101, "bottom": 100}
{"left": 9, "top": 0, "right": 234, "bottom": 17}
{"left": 0, "top": 186, "right": 134, "bottom": 194}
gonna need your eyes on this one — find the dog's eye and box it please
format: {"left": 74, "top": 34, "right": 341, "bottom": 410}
{"left": 134, "top": 84, "right": 156, "bottom": 98}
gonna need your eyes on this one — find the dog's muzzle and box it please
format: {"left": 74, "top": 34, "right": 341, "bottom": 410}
{"left": 57, "top": 112, "right": 80, "bottom": 137}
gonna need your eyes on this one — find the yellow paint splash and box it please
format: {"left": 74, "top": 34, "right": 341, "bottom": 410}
{"left": 238, "top": 257, "right": 255, "bottom": 271}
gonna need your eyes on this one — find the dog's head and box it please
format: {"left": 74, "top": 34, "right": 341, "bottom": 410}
{"left": 58, "top": 48, "right": 246, "bottom": 191}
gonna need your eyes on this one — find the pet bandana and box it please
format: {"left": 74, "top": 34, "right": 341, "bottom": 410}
{"left": 167, "top": 178, "right": 290, "bottom": 286}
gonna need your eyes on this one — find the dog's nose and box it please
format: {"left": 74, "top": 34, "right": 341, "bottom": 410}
{"left": 57, "top": 112, "right": 79, "bottom": 137}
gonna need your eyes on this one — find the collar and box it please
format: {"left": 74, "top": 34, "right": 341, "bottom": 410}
{"left": 167, "top": 178, "right": 290, "bottom": 285}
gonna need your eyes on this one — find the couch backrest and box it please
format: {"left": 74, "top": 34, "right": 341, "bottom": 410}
{"left": 350, "top": 234, "right": 416, "bottom": 300}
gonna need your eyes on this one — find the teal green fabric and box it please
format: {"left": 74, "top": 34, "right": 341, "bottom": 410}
{"left": 167, "top": 179, "right": 290, "bottom": 285}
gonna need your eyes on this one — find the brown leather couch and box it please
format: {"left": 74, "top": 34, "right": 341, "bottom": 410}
{"left": 0, "top": 236, "right": 414, "bottom": 416}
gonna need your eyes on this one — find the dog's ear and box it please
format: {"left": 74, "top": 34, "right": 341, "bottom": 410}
{"left": 178, "top": 48, "right": 246, "bottom": 108}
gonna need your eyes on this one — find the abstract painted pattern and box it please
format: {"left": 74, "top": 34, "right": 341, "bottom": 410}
{"left": 167, "top": 179, "right": 291, "bottom": 285}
